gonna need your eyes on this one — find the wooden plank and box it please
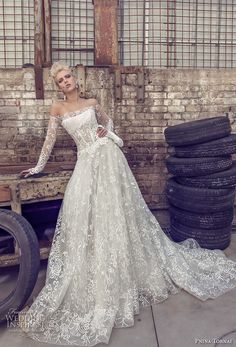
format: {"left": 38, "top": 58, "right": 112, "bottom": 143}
{"left": 0, "top": 165, "right": 74, "bottom": 207}
{"left": 0, "top": 252, "right": 20, "bottom": 267}
{"left": 0, "top": 186, "right": 11, "bottom": 203}
{"left": 9, "top": 184, "right": 22, "bottom": 215}
{"left": 0, "top": 161, "right": 75, "bottom": 175}
{"left": 19, "top": 178, "right": 69, "bottom": 201}
{"left": 0, "top": 246, "right": 51, "bottom": 267}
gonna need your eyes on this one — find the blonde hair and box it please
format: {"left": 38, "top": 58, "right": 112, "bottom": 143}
{"left": 50, "top": 61, "right": 73, "bottom": 85}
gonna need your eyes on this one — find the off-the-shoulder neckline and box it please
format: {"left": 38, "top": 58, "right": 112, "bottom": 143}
{"left": 52, "top": 105, "right": 96, "bottom": 119}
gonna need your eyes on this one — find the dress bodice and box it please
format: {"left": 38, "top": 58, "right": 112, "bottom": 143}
{"left": 60, "top": 106, "right": 108, "bottom": 153}
{"left": 28, "top": 103, "right": 115, "bottom": 175}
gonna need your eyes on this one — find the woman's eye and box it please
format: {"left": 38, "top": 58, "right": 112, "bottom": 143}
{"left": 65, "top": 74, "right": 71, "bottom": 78}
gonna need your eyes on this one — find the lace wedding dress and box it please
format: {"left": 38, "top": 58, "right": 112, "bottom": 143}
{"left": 19, "top": 104, "right": 236, "bottom": 346}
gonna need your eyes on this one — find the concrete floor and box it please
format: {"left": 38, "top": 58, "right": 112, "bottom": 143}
{"left": 0, "top": 235, "right": 236, "bottom": 347}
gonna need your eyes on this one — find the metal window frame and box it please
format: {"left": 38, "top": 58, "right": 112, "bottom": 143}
{"left": 0, "top": 0, "right": 35, "bottom": 68}
{"left": 118, "top": 0, "right": 236, "bottom": 69}
{"left": 1, "top": 0, "right": 236, "bottom": 69}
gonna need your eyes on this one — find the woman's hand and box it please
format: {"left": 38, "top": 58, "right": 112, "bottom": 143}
{"left": 19, "top": 168, "right": 34, "bottom": 178}
{"left": 96, "top": 126, "right": 108, "bottom": 138}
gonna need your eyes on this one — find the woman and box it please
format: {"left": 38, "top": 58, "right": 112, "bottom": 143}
{"left": 19, "top": 62, "right": 236, "bottom": 346}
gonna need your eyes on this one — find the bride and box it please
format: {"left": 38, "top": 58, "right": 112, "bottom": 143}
{"left": 19, "top": 61, "right": 236, "bottom": 346}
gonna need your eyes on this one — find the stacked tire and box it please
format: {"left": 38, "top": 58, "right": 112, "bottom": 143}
{"left": 164, "top": 116, "right": 236, "bottom": 250}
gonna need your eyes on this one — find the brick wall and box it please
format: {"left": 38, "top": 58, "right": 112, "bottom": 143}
{"left": 1, "top": 67, "right": 236, "bottom": 211}
{"left": 0, "top": 68, "right": 115, "bottom": 167}
{"left": 115, "top": 69, "right": 236, "bottom": 210}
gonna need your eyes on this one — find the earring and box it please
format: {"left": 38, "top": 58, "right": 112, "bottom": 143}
{"left": 64, "top": 94, "right": 67, "bottom": 101}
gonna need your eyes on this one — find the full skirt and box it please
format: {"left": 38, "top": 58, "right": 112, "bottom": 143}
{"left": 19, "top": 138, "right": 236, "bottom": 346}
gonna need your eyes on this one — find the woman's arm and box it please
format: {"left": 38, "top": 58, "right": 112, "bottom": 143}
{"left": 94, "top": 102, "right": 124, "bottom": 147}
{"left": 20, "top": 103, "right": 60, "bottom": 178}
{"left": 94, "top": 103, "right": 114, "bottom": 131}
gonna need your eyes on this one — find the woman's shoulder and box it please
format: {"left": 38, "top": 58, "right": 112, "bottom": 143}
{"left": 49, "top": 101, "right": 64, "bottom": 117}
{"left": 86, "top": 98, "right": 99, "bottom": 107}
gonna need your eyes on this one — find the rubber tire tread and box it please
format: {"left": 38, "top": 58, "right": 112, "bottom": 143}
{"left": 176, "top": 161, "right": 236, "bottom": 188}
{"left": 0, "top": 209, "right": 40, "bottom": 322}
{"left": 169, "top": 205, "right": 234, "bottom": 229}
{"left": 170, "top": 231, "right": 230, "bottom": 250}
{"left": 166, "top": 178, "right": 235, "bottom": 213}
{"left": 175, "top": 134, "right": 236, "bottom": 158}
{"left": 166, "top": 155, "right": 232, "bottom": 177}
{"left": 164, "top": 116, "right": 231, "bottom": 146}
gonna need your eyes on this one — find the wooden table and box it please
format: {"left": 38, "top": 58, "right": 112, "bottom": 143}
{"left": 0, "top": 162, "right": 74, "bottom": 266}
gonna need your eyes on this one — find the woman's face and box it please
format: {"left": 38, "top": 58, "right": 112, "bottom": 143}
{"left": 56, "top": 69, "right": 77, "bottom": 94}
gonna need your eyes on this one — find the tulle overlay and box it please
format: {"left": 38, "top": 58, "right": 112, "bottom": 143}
{"left": 19, "top": 106, "right": 236, "bottom": 346}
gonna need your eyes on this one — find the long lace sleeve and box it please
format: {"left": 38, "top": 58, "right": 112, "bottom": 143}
{"left": 95, "top": 103, "right": 123, "bottom": 147}
{"left": 95, "top": 103, "right": 114, "bottom": 131}
{"left": 29, "top": 116, "right": 60, "bottom": 175}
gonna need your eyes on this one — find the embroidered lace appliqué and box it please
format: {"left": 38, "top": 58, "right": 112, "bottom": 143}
{"left": 18, "top": 104, "right": 236, "bottom": 347}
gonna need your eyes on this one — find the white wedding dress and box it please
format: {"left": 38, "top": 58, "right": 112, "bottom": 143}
{"left": 19, "top": 104, "right": 236, "bottom": 346}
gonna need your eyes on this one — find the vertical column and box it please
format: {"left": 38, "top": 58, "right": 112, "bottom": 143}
{"left": 93, "top": 0, "right": 119, "bottom": 65}
{"left": 34, "top": 0, "right": 44, "bottom": 99}
{"left": 34, "top": 0, "right": 45, "bottom": 66}
{"left": 44, "top": 0, "right": 52, "bottom": 66}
